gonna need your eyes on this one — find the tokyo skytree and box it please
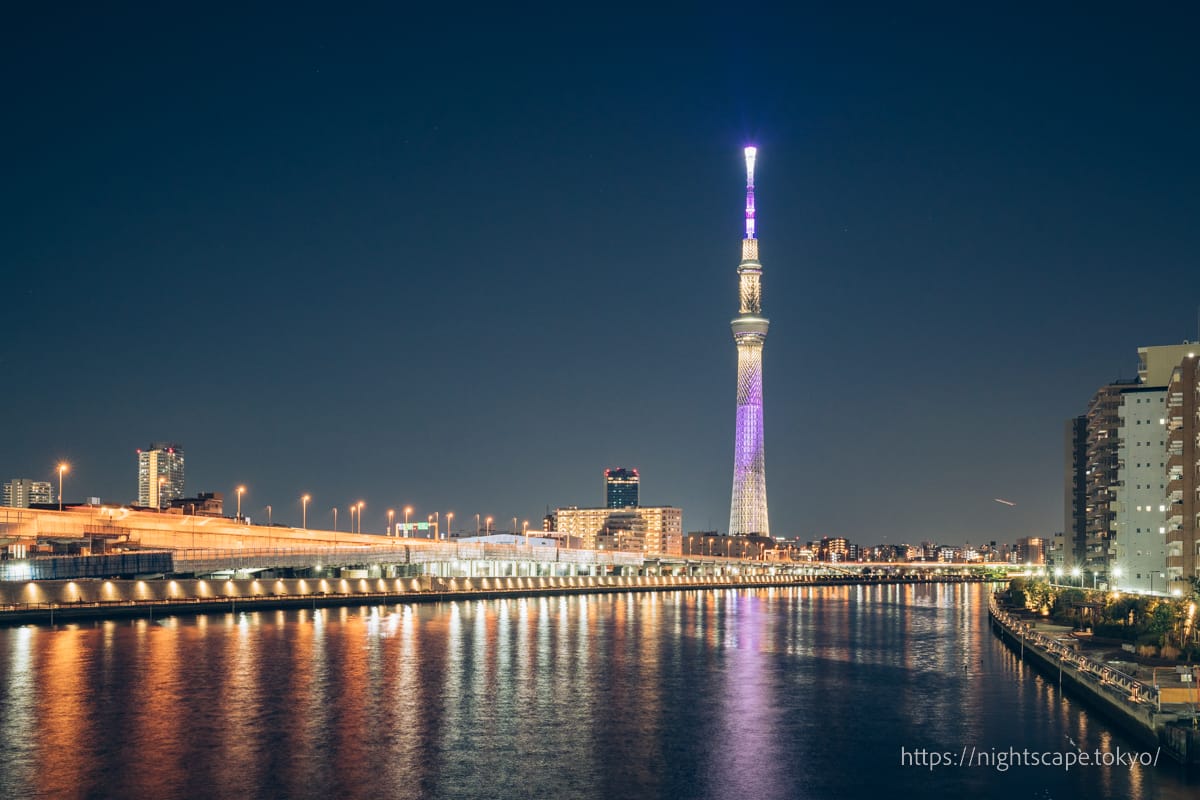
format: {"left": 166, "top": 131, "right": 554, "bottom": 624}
{"left": 728, "top": 146, "right": 770, "bottom": 537}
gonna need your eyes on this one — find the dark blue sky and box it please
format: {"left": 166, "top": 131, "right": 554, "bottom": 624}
{"left": 4, "top": 5, "right": 1198, "bottom": 544}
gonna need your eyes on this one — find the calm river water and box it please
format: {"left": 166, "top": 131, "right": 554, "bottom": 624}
{"left": 0, "top": 582, "right": 1194, "bottom": 799}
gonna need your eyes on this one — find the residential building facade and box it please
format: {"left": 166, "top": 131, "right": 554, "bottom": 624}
{"left": 2, "top": 478, "right": 53, "bottom": 508}
{"left": 1112, "top": 388, "right": 1168, "bottom": 591}
{"left": 555, "top": 506, "right": 682, "bottom": 555}
{"left": 1166, "top": 353, "right": 1200, "bottom": 589}
{"left": 137, "top": 443, "right": 185, "bottom": 509}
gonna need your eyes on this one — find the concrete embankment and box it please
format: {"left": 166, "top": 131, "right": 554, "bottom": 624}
{"left": 989, "top": 596, "right": 1200, "bottom": 766}
{"left": 0, "top": 573, "right": 987, "bottom": 626}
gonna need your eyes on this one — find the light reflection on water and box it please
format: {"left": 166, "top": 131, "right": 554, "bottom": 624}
{"left": 0, "top": 583, "right": 1194, "bottom": 799}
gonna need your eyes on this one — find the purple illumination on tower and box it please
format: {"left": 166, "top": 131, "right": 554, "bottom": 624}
{"left": 744, "top": 146, "right": 756, "bottom": 239}
{"left": 729, "top": 146, "right": 770, "bottom": 537}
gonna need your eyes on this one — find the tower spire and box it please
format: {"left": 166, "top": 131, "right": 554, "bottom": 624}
{"left": 744, "top": 146, "right": 757, "bottom": 240}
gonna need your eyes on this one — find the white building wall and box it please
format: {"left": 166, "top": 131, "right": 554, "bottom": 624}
{"left": 1113, "top": 389, "right": 1169, "bottom": 592}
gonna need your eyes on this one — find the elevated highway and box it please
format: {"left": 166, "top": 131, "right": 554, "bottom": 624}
{"left": 0, "top": 506, "right": 1010, "bottom": 581}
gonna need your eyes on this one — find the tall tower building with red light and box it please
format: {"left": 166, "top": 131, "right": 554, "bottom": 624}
{"left": 137, "top": 442, "right": 185, "bottom": 509}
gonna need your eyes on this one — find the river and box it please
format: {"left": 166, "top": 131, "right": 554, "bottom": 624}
{"left": 0, "top": 582, "right": 1194, "bottom": 799}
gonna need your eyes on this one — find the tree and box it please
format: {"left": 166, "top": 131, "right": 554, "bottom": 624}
{"left": 1008, "top": 578, "right": 1028, "bottom": 610}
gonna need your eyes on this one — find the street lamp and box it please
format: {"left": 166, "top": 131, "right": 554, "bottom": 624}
{"left": 57, "top": 462, "right": 69, "bottom": 511}
{"left": 265, "top": 505, "right": 272, "bottom": 526}
{"left": 236, "top": 486, "right": 246, "bottom": 521}
{"left": 1071, "top": 566, "right": 1081, "bottom": 587}
{"left": 404, "top": 506, "right": 412, "bottom": 537}
{"left": 332, "top": 507, "right": 338, "bottom": 531}
{"left": 486, "top": 516, "right": 493, "bottom": 535}
{"left": 434, "top": 511, "right": 440, "bottom": 541}
{"left": 302, "top": 494, "right": 310, "bottom": 529}
{"left": 476, "top": 513, "right": 481, "bottom": 535}
{"left": 446, "top": 512, "right": 453, "bottom": 541}
{"left": 356, "top": 501, "right": 364, "bottom": 534}
{"left": 1054, "top": 567, "right": 1063, "bottom": 585}
{"left": 349, "top": 505, "right": 356, "bottom": 533}
{"left": 1112, "top": 566, "right": 1123, "bottom": 590}
{"left": 388, "top": 508, "right": 395, "bottom": 536}
{"left": 158, "top": 476, "right": 166, "bottom": 509}
{"left": 523, "top": 519, "right": 529, "bottom": 546}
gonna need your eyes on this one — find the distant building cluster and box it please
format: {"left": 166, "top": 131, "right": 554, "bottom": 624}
{"left": 2, "top": 478, "right": 53, "bottom": 509}
{"left": 790, "top": 538, "right": 1022, "bottom": 564}
{"left": 549, "top": 467, "right": 682, "bottom": 555}
{"left": 681, "top": 533, "right": 1024, "bottom": 564}
{"left": 555, "top": 506, "right": 682, "bottom": 554}
{"left": 1062, "top": 342, "right": 1200, "bottom": 594}
{"left": 1, "top": 441, "right": 229, "bottom": 520}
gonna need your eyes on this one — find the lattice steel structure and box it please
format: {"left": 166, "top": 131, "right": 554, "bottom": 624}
{"left": 729, "top": 146, "right": 770, "bottom": 537}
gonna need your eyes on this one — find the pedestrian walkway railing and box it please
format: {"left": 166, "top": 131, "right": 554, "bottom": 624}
{"left": 989, "top": 593, "right": 1160, "bottom": 709}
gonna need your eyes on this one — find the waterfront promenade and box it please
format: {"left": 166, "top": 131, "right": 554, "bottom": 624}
{"left": 989, "top": 593, "right": 1200, "bottom": 764}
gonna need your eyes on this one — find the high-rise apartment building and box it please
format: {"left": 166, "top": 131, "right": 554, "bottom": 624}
{"left": 605, "top": 468, "right": 639, "bottom": 508}
{"left": 1084, "top": 382, "right": 1134, "bottom": 574}
{"left": 1166, "top": 352, "right": 1199, "bottom": 589}
{"left": 137, "top": 443, "right": 185, "bottom": 509}
{"left": 729, "top": 146, "right": 770, "bottom": 537}
{"left": 1072, "top": 343, "right": 1196, "bottom": 587}
{"left": 1112, "top": 388, "right": 1168, "bottom": 591}
{"left": 1015, "top": 536, "right": 1047, "bottom": 565}
{"left": 1063, "top": 415, "right": 1088, "bottom": 568}
{"left": 2, "top": 478, "right": 53, "bottom": 508}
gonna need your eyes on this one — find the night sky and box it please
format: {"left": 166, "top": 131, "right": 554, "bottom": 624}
{"left": 4, "top": 5, "right": 1198, "bottom": 545}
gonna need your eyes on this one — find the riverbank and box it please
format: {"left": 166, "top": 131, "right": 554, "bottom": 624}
{"left": 989, "top": 593, "right": 1200, "bottom": 765}
{"left": 0, "top": 572, "right": 989, "bottom": 626}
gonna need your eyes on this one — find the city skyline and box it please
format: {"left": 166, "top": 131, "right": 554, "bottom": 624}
{"left": 4, "top": 6, "right": 1199, "bottom": 545}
